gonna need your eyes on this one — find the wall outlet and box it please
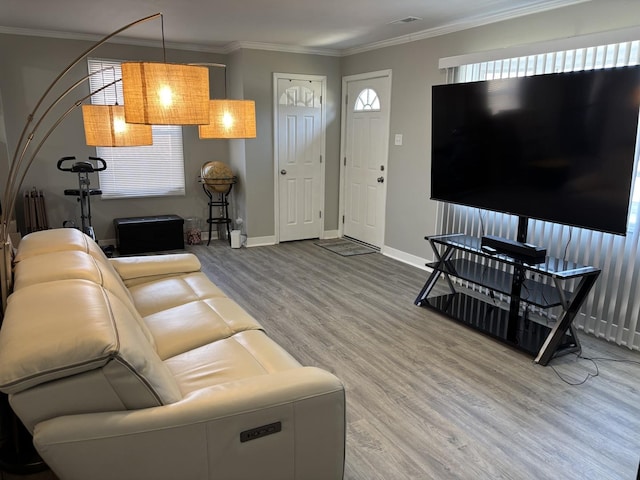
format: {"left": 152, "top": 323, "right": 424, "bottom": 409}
{"left": 394, "top": 134, "right": 403, "bottom": 146}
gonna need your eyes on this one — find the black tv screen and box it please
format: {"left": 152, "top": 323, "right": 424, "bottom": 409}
{"left": 431, "top": 66, "right": 640, "bottom": 235}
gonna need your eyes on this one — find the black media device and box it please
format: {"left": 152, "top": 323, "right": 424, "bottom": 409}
{"left": 481, "top": 234, "right": 547, "bottom": 262}
{"left": 431, "top": 65, "right": 640, "bottom": 237}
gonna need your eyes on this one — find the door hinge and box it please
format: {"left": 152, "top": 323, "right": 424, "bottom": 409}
{"left": 345, "top": 95, "right": 348, "bottom": 106}
{"left": 320, "top": 95, "right": 323, "bottom": 105}
{"left": 319, "top": 211, "right": 322, "bottom": 219}
{"left": 320, "top": 155, "right": 323, "bottom": 163}
{"left": 342, "top": 215, "right": 345, "bottom": 224}
{"left": 343, "top": 157, "right": 347, "bottom": 166}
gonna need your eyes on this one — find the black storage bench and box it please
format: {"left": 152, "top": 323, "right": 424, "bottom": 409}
{"left": 114, "top": 215, "right": 184, "bottom": 255}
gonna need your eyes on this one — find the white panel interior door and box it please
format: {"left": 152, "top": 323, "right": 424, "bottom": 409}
{"left": 277, "top": 78, "right": 323, "bottom": 242}
{"left": 343, "top": 74, "right": 391, "bottom": 248}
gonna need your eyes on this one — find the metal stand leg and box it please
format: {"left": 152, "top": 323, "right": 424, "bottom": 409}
{"left": 203, "top": 184, "right": 233, "bottom": 246}
{"left": 414, "top": 239, "right": 456, "bottom": 306}
{"left": 534, "top": 272, "right": 599, "bottom": 365}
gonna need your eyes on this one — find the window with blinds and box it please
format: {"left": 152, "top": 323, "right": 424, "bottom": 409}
{"left": 87, "top": 58, "right": 185, "bottom": 198}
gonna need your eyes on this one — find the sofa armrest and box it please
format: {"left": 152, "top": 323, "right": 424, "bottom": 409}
{"left": 110, "top": 253, "right": 201, "bottom": 281}
{"left": 34, "top": 367, "right": 345, "bottom": 480}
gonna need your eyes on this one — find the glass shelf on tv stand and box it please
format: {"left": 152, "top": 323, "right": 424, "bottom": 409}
{"left": 414, "top": 233, "right": 601, "bottom": 365}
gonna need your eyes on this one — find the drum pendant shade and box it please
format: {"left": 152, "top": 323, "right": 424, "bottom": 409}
{"left": 82, "top": 105, "right": 153, "bottom": 146}
{"left": 122, "top": 62, "right": 210, "bottom": 125}
{"left": 199, "top": 100, "right": 256, "bottom": 139}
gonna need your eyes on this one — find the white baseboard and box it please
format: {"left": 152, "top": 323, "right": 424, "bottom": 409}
{"left": 246, "top": 235, "right": 276, "bottom": 247}
{"left": 381, "top": 245, "right": 430, "bottom": 271}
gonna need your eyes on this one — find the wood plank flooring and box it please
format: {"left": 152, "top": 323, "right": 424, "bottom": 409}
{"left": 6, "top": 239, "right": 639, "bottom": 479}
{"left": 191, "top": 239, "right": 640, "bottom": 480}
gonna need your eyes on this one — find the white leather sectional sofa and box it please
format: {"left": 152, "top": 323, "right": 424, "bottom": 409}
{"left": 0, "top": 228, "right": 345, "bottom": 480}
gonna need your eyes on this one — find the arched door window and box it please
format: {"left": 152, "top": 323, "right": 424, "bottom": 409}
{"left": 354, "top": 88, "right": 381, "bottom": 111}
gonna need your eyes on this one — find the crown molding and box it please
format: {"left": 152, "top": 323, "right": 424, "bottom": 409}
{"left": 341, "top": 0, "right": 591, "bottom": 56}
{"left": 0, "top": 0, "right": 591, "bottom": 59}
{"left": 0, "top": 26, "right": 227, "bottom": 54}
{"left": 222, "top": 40, "right": 341, "bottom": 57}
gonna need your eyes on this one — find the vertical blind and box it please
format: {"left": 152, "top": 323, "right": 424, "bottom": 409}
{"left": 87, "top": 58, "right": 186, "bottom": 198}
{"left": 439, "top": 40, "right": 640, "bottom": 350}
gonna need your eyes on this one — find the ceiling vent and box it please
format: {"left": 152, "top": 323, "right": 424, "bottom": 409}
{"left": 389, "top": 16, "right": 422, "bottom": 25}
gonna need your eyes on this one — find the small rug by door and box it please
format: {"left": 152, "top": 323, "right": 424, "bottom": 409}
{"left": 314, "top": 238, "right": 376, "bottom": 256}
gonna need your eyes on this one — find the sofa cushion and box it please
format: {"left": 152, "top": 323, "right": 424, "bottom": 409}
{"left": 164, "top": 330, "right": 301, "bottom": 396}
{"left": 14, "top": 228, "right": 107, "bottom": 263}
{"left": 12, "top": 250, "right": 155, "bottom": 348}
{"left": 110, "top": 254, "right": 202, "bottom": 286}
{"left": 0, "top": 280, "right": 181, "bottom": 407}
{"left": 13, "top": 250, "right": 134, "bottom": 304}
{"left": 144, "top": 297, "right": 265, "bottom": 360}
{"left": 127, "top": 272, "right": 229, "bottom": 316}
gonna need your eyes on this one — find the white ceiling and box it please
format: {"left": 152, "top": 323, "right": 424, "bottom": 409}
{"left": 0, "top": 0, "right": 589, "bottom": 55}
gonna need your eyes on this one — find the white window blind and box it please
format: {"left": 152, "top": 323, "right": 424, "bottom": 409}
{"left": 87, "top": 58, "right": 185, "bottom": 199}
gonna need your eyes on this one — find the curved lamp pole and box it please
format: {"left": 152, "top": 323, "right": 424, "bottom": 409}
{"left": 0, "top": 13, "right": 164, "bottom": 314}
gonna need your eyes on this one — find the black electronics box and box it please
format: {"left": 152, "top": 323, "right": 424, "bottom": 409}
{"left": 114, "top": 215, "right": 184, "bottom": 255}
{"left": 481, "top": 235, "right": 547, "bottom": 262}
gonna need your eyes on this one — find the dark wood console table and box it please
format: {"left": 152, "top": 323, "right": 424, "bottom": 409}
{"left": 415, "top": 234, "right": 600, "bottom": 365}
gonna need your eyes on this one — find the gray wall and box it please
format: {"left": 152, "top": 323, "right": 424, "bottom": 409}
{"left": 233, "top": 49, "right": 342, "bottom": 238}
{"left": 1, "top": 0, "right": 639, "bottom": 256}
{"left": 0, "top": 34, "right": 227, "bottom": 241}
{"left": 341, "top": 0, "right": 640, "bottom": 260}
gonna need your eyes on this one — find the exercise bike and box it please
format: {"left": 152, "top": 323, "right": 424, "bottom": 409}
{"left": 57, "top": 156, "right": 107, "bottom": 241}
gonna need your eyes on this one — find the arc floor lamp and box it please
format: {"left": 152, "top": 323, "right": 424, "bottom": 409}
{"left": 0, "top": 12, "right": 213, "bottom": 315}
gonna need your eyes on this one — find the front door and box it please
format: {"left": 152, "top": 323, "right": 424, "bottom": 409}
{"left": 275, "top": 75, "right": 325, "bottom": 242}
{"left": 342, "top": 72, "right": 391, "bottom": 248}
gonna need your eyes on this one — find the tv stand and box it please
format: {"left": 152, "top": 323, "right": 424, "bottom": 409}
{"left": 414, "top": 234, "right": 601, "bottom": 365}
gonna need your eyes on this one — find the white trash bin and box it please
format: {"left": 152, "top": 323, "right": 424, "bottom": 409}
{"left": 230, "top": 230, "right": 241, "bottom": 248}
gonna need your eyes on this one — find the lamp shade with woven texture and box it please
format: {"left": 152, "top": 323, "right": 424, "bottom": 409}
{"left": 199, "top": 100, "right": 256, "bottom": 139}
{"left": 82, "top": 105, "right": 153, "bottom": 147}
{"left": 121, "top": 62, "right": 210, "bottom": 125}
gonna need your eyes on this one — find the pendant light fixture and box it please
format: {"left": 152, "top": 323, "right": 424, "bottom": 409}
{"left": 199, "top": 99, "right": 256, "bottom": 139}
{"left": 122, "top": 62, "right": 210, "bottom": 125}
{"left": 82, "top": 70, "right": 152, "bottom": 147}
{"left": 82, "top": 104, "right": 153, "bottom": 146}
{"left": 121, "top": 15, "right": 209, "bottom": 125}
{"left": 196, "top": 63, "right": 256, "bottom": 139}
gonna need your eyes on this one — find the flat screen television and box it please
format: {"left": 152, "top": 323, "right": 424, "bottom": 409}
{"left": 431, "top": 66, "right": 640, "bottom": 236}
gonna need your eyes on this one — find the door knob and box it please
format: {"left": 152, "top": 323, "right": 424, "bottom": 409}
{"left": 280, "top": 169, "right": 287, "bottom": 175}
{"left": 377, "top": 176, "right": 384, "bottom": 183}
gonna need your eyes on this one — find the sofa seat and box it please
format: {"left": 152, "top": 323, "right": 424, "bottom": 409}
{"left": 0, "top": 228, "right": 345, "bottom": 480}
{"left": 165, "top": 330, "right": 301, "bottom": 396}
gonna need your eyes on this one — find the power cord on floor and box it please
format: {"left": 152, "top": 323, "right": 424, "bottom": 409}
{"left": 549, "top": 354, "right": 599, "bottom": 386}
{"left": 547, "top": 352, "right": 640, "bottom": 386}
